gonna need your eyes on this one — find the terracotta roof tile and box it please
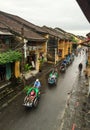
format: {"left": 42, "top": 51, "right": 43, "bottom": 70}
{"left": 42, "top": 26, "right": 65, "bottom": 39}
{"left": 0, "top": 11, "right": 46, "bottom": 42}
{"left": 0, "top": 11, "right": 47, "bottom": 34}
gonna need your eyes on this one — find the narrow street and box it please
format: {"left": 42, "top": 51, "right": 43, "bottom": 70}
{"left": 0, "top": 51, "right": 86, "bottom": 130}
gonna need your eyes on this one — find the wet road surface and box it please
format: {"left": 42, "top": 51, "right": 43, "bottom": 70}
{"left": 0, "top": 52, "right": 86, "bottom": 130}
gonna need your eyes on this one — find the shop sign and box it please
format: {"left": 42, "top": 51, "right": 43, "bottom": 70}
{"left": 29, "top": 46, "right": 42, "bottom": 50}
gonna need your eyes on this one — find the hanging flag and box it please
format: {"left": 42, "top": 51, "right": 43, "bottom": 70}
{"left": 15, "top": 61, "right": 20, "bottom": 78}
{"left": 6, "top": 63, "right": 11, "bottom": 80}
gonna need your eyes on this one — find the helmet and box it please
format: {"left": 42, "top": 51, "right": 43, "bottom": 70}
{"left": 30, "top": 91, "right": 35, "bottom": 96}
{"left": 36, "top": 79, "right": 39, "bottom": 82}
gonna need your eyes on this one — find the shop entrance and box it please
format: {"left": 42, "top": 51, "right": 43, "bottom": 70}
{"left": 27, "top": 51, "right": 36, "bottom": 70}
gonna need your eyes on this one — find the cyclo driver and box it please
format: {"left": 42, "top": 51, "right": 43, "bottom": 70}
{"left": 34, "top": 79, "right": 41, "bottom": 90}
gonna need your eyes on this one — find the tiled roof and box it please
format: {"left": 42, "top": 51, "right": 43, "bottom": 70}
{"left": 55, "top": 27, "right": 66, "bottom": 34}
{"left": 0, "top": 11, "right": 47, "bottom": 34}
{"left": 52, "top": 28, "right": 65, "bottom": 39}
{"left": 0, "top": 11, "right": 46, "bottom": 42}
{"left": 55, "top": 28, "right": 71, "bottom": 40}
{"left": 42, "top": 26, "right": 65, "bottom": 39}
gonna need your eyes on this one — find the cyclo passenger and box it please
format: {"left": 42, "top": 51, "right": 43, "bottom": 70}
{"left": 24, "top": 79, "right": 41, "bottom": 104}
{"left": 24, "top": 87, "right": 39, "bottom": 103}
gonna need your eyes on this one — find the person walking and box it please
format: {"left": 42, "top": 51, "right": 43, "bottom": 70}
{"left": 78, "top": 63, "right": 83, "bottom": 75}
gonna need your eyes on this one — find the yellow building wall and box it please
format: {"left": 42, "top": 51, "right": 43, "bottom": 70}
{"left": 57, "top": 40, "right": 72, "bottom": 62}
{"left": 67, "top": 41, "right": 72, "bottom": 53}
{"left": 57, "top": 40, "right": 64, "bottom": 61}
{"left": 64, "top": 41, "right": 72, "bottom": 56}
{"left": 64, "top": 41, "right": 68, "bottom": 56}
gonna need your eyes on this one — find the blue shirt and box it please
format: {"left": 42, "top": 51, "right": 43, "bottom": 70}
{"left": 34, "top": 81, "right": 41, "bottom": 89}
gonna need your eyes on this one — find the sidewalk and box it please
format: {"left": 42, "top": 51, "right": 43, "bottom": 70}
{"left": 58, "top": 75, "right": 90, "bottom": 130}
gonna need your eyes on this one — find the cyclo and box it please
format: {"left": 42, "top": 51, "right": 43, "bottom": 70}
{"left": 23, "top": 79, "right": 41, "bottom": 108}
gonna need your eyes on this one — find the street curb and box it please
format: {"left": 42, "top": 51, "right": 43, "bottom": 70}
{"left": 58, "top": 105, "right": 67, "bottom": 130}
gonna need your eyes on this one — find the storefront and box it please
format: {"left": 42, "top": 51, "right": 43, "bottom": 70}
{"left": 27, "top": 41, "right": 47, "bottom": 71}
{"left": 0, "top": 50, "right": 22, "bottom": 83}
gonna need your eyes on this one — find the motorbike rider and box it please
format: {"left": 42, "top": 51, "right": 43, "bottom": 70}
{"left": 49, "top": 71, "right": 56, "bottom": 82}
{"left": 61, "top": 63, "right": 66, "bottom": 68}
{"left": 60, "top": 63, "right": 66, "bottom": 72}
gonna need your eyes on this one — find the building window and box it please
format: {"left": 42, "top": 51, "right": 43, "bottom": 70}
{"left": 58, "top": 49, "right": 62, "bottom": 57}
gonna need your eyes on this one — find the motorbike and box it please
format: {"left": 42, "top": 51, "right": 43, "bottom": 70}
{"left": 60, "top": 63, "right": 66, "bottom": 72}
{"left": 63, "top": 59, "right": 68, "bottom": 66}
{"left": 48, "top": 76, "right": 56, "bottom": 85}
{"left": 65, "top": 56, "right": 71, "bottom": 66}
{"left": 23, "top": 87, "right": 40, "bottom": 108}
{"left": 48, "top": 71, "right": 58, "bottom": 85}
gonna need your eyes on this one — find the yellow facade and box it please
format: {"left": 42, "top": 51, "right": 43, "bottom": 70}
{"left": 57, "top": 40, "right": 65, "bottom": 61}
{"left": 57, "top": 40, "right": 72, "bottom": 62}
{"left": 31, "top": 35, "right": 73, "bottom": 69}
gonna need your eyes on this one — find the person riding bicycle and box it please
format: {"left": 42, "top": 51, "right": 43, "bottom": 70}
{"left": 33, "top": 79, "right": 41, "bottom": 90}
{"left": 78, "top": 63, "right": 83, "bottom": 72}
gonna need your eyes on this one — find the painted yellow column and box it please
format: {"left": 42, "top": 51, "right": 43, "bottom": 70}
{"left": 15, "top": 61, "right": 20, "bottom": 78}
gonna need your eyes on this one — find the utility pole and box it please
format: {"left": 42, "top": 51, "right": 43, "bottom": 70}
{"left": 21, "top": 26, "right": 28, "bottom": 73}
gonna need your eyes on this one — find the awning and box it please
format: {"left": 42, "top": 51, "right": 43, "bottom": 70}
{"left": 0, "top": 31, "right": 13, "bottom": 35}
{"left": 79, "top": 38, "right": 90, "bottom": 47}
{"left": 76, "top": 0, "right": 90, "bottom": 22}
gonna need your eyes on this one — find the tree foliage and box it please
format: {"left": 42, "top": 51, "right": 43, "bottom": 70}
{"left": 0, "top": 50, "right": 22, "bottom": 65}
{"left": 70, "top": 36, "right": 79, "bottom": 43}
